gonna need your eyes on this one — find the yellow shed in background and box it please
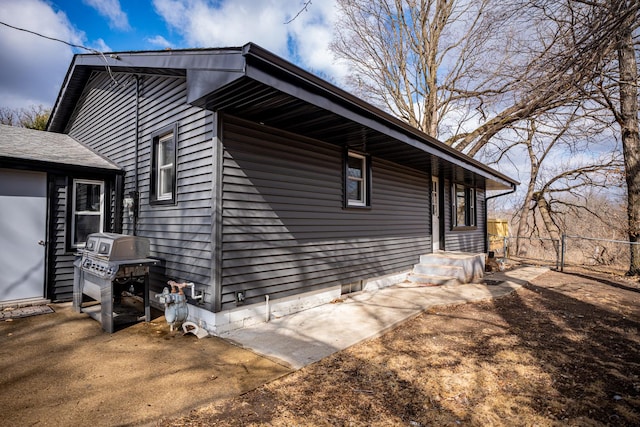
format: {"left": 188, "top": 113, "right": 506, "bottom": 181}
{"left": 488, "top": 219, "right": 510, "bottom": 256}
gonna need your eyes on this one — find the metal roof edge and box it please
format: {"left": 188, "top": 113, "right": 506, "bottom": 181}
{"left": 47, "top": 43, "right": 517, "bottom": 188}
{"left": 47, "top": 53, "right": 81, "bottom": 133}
{"left": 0, "top": 156, "right": 123, "bottom": 175}
{"left": 48, "top": 47, "right": 246, "bottom": 133}
{"left": 241, "top": 42, "right": 518, "bottom": 187}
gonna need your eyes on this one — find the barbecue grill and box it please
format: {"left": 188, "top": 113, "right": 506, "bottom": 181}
{"left": 73, "top": 232, "right": 159, "bottom": 333}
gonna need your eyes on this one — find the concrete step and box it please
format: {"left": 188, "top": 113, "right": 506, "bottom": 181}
{"left": 419, "top": 251, "right": 483, "bottom": 266}
{"left": 412, "top": 263, "right": 467, "bottom": 281}
{"left": 407, "top": 273, "right": 461, "bottom": 286}
{"left": 417, "top": 252, "right": 485, "bottom": 283}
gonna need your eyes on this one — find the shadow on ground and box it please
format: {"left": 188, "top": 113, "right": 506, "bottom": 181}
{"left": 160, "top": 269, "right": 640, "bottom": 426}
{"left": 0, "top": 303, "right": 291, "bottom": 426}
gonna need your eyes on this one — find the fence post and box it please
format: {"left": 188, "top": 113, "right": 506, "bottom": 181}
{"left": 503, "top": 236, "right": 508, "bottom": 259}
{"left": 560, "top": 233, "right": 566, "bottom": 272}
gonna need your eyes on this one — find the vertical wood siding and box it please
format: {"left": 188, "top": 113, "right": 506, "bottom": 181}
{"left": 66, "top": 72, "right": 214, "bottom": 298}
{"left": 443, "top": 178, "right": 486, "bottom": 253}
{"left": 221, "top": 116, "right": 431, "bottom": 309}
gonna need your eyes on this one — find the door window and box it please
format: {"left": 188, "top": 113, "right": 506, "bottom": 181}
{"left": 72, "top": 179, "right": 104, "bottom": 247}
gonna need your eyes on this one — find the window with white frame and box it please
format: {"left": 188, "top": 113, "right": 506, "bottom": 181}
{"left": 345, "top": 150, "right": 371, "bottom": 207}
{"left": 452, "top": 183, "right": 476, "bottom": 228}
{"left": 151, "top": 124, "right": 177, "bottom": 204}
{"left": 72, "top": 179, "right": 104, "bottom": 247}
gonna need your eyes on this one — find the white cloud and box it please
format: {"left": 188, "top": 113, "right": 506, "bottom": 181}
{"left": 153, "top": 0, "right": 288, "bottom": 53}
{"left": 0, "top": 0, "right": 85, "bottom": 109}
{"left": 146, "top": 35, "right": 173, "bottom": 49}
{"left": 91, "top": 38, "right": 112, "bottom": 53}
{"left": 83, "top": 0, "right": 131, "bottom": 31}
{"left": 152, "top": 0, "right": 348, "bottom": 86}
{"left": 285, "top": 1, "right": 348, "bottom": 83}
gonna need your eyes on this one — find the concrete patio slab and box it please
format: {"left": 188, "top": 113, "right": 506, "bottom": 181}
{"left": 222, "top": 266, "right": 549, "bottom": 369}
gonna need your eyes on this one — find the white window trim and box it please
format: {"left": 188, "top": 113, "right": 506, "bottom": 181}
{"left": 156, "top": 132, "right": 174, "bottom": 201}
{"left": 452, "top": 183, "right": 476, "bottom": 228}
{"left": 469, "top": 189, "right": 476, "bottom": 226}
{"left": 151, "top": 124, "right": 178, "bottom": 205}
{"left": 71, "top": 179, "right": 104, "bottom": 248}
{"left": 432, "top": 180, "right": 439, "bottom": 218}
{"left": 347, "top": 151, "right": 367, "bottom": 207}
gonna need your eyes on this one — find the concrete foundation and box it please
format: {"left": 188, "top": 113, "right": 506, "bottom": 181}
{"left": 184, "top": 270, "right": 410, "bottom": 335}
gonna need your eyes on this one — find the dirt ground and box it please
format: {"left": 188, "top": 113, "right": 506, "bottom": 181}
{"left": 0, "top": 304, "right": 291, "bottom": 426}
{"left": 2, "top": 267, "right": 639, "bottom": 427}
{"left": 159, "top": 267, "right": 640, "bottom": 426}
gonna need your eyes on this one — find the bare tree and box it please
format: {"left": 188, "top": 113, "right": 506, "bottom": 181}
{"left": 332, "top": 0, "right": 640, "bottom": 274}
{"left": 480, "top": 0, "right": 639, "bottom": 273}
{"left": 609, "top": 0, "right": 640, "bottom": 275}
{"left": 561, "top": 0, "right": 640, "bottom": 274}
{"left": 489, "top": 103, "right": 623, "bottom": 257}
{"left": 534, "top": 160, "right": 623, "bottom": 240}
{"left": 455, "top": 0, "right": 633, "bottom": 154}
{"left": 331, "top": 0, "right": 604, "bottom": 150}
{"left": 332, "top": 0, "right": 497, "bottom": 138}
{"left": 285, "top": 0, "right": 313, "bottom": 24}
{"left": 0, "top": 107, "right": 18, "bottom": 126}
{"left": 0, "top": 105, "right": 50, "bottom": 130}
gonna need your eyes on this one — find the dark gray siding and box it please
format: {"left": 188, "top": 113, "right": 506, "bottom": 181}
{"left": 220, "top": 116, "right": 430, "bottom": 309}
{"left": 47, "top": 173, "right": 118, "bottom": 301}
{"left": 48, "top": 175, "right": 74, "bottom": 301}
{"left": 135, "top": 75, "right": 214, "bottom": 286}
{"left": 443, "top": 178, "right": 486, "bottom": 252}
{"left": 66, "top": 72, "right": 215, "bottom": 297}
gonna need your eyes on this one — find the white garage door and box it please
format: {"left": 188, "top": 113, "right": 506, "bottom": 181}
{"left": 0, "top": 168, "right": 47, "bottom": 303}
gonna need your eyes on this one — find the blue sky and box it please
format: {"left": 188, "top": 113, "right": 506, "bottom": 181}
{"left": 0, "top": 0, "right": 620, "bottom": 204}
{"left": 51, "top": 0, "right": 176, "bottom": 50}
{"left": 0, "top": 0, "right": 345, "bottom": 110}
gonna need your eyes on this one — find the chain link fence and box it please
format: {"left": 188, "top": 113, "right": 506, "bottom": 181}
{"left": 489, "top": 233, "right": 639, "bottom": 272}
{"left": 489, "top": 234, "right": 560, "bottom": 269}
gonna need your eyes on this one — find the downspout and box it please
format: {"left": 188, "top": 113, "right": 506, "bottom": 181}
{"left": 484, "top": 183, "right": 517, "bottom": 253}
{"left": 132, "top": 75, "right": 141, "bottom": 235}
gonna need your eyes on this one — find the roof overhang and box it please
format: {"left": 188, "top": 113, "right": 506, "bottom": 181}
{"left": 48, "top": 44, "right": 517, "bottom": 191}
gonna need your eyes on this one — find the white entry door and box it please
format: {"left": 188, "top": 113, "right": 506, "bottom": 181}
{"left": 0, "top": 169, "right": 47, "bottom": 303}
{"left": 432, "top": 176, "right": 440, "bottom": 252}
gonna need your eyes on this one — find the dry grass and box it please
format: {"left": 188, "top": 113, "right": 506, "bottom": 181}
{"left": 161, "top": 268, "right": 640, "bottom": 426}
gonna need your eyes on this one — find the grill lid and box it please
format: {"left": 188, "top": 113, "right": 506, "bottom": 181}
{"left": 83, "top": 232, "right": 150, "bottom": 261}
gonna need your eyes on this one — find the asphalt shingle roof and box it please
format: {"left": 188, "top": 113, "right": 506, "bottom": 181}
{"left": 0, "top": 124, "right": 120, "bottom": 171}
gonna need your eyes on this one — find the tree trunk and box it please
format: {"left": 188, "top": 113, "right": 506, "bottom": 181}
{"left": 534, "top": 192, "right": 561, "bottom": 258}
{"left": 616, "top": 5, "right": 640, "bottom": 275}
{"left": 516, "top": 127, "right": 540, "bottom": 256}
{"left": 515, "top": 178, "right": 535, "bottom": 256}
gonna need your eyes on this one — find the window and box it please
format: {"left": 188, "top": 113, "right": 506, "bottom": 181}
{"left": 344, "top": 150, "right": 371, "bottom": 208}
{"left": 72, "top": 179, "right": 104, "bottom": 247}
{"left": 452, "top": 184, "right": 476, "bottom": 228}
{"left": 151, "top": 124, "right": 177, "bottom": 205}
